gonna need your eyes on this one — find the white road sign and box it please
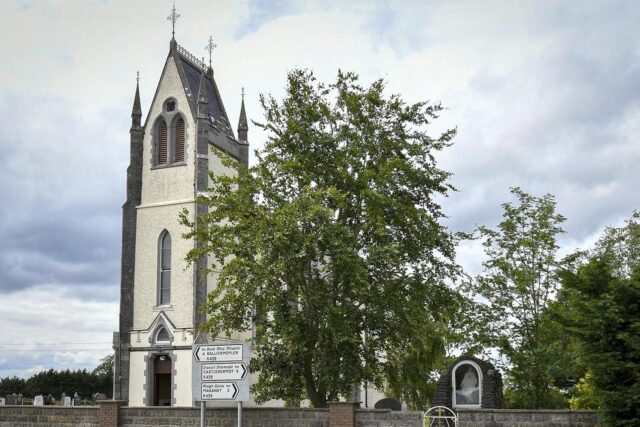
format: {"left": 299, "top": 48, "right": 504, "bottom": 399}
{"left": 193, "top": 342, "right": 251, "bottom": 402}
{"left": 202, "top": 363, "right": 247, "bottom": 381}
{"left": 194, "top": 344, "right": 243, "bottom": 362}
{"left": 201, "top": 382, "right": 240, "bottom": 400}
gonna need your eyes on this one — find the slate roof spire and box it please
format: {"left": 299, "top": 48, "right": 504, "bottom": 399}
{"left": 197, "top": 69, "right": 209, "bottom": 119}
{"left": 131, "top": 72, "right": 142, "bottom": 128}
{"left": 238, "top": 87, "right": 248, "bottom": 142}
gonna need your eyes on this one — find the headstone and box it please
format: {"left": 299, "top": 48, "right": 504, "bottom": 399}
{"left": 33, "top": 395, "right": 44, "bottom": 406}
{"left": 73, "top": 392, "right": 81, "bottom": 406}
{"left": 5, "top": 395, "right": 17, "bottom": 405}
{"left": 64, "top": 396, "right": 71, "bottom": 406}
{"left": 374, "top": 397, "right": 402, "bottom": 411}
{"left": 0, "top": 398, "right": 5, "bottom": 406}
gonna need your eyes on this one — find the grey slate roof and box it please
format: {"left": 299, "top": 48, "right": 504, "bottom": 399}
{"left": 178, "top": 56, "right": 235, "bottom": 140}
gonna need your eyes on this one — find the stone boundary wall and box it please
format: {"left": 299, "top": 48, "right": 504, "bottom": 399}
{"left": 356, "top": 408, "right": 423, "bottom": 427}
{"left": 0, "top": 403, "right": 424, "bottom": 427}
{"left": 0, "top": 405, "right": 99, "bottom": 427}
{"left": 121, "top": 406, "right": 330, "bottom": 426}
{"left": 457, "top": 409, "right": 600, "bottom": 427}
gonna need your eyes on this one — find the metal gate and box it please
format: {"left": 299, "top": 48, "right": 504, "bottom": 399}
{"left": 424, "top": 406, "right": 457, "bottom": 427}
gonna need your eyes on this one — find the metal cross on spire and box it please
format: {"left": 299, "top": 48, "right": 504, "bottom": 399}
{"left": 136, "top": 71, "right": 140, "bottom": 84}
{"left": 205, "top": 36, "right": 217, "bottom": 68}
{"left": 167, "top": 1, "right": 180, "bottom": 39}
{"left": 241, "top": 87, "right": 245, "bottom": 100}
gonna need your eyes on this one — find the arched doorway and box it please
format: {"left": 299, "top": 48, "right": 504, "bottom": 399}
{"left": 153, "top": 355, "right": 172, "bottom": 406}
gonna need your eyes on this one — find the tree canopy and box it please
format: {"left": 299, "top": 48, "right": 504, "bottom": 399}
{"left": 181, "top": 69, "right": 462, "bottom": 408}
{"left": 555, "top": 213, "right": 640, "bottom": 425}
{"left": 465, "top": 188, "right": 567, "bottom": 408}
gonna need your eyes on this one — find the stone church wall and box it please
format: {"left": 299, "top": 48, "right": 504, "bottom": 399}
{"left": 456, "top": 409, "right": 599, "bottom": 427}
{"left": 0, "top": 406, "right": 99, "bottom": 426}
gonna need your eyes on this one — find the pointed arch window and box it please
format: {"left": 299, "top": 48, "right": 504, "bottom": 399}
{"left": 158, "top": 231, "right": 171, "bottom": 305}
{"left": 155, "top": 327, "right": 170, "bottom": 344}
{"left": 174, "top": 117, "right": 185, "bottom": 162}
{"left": 157, "top": 119, "right": 168, "bottom": 165}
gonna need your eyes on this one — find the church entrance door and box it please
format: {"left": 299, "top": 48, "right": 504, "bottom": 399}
{"left": 153, "top": 356, "right": 172, "bottom": 406}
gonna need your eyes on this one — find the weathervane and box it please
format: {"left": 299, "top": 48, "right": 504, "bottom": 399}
{"left": 205, "top": 36, "right": 217, "bottom": 68}
{"left": 167, "top": 1, "right": 180, "bottom": 39}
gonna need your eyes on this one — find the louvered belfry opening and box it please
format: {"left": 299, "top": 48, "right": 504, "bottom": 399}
{"left": 158, "top": 120, "right": 168, "bottom": 164}
{"left": 175, "top": 118, "right": 185, "bottom": 162}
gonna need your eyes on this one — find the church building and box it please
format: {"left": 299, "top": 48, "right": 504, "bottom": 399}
{"left": 112, "top": 33, "right": 250, "bottom": 406}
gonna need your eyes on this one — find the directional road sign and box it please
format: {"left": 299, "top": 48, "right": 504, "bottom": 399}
{"left": 201, "top": 382, "right": 240, "bottom": 400}
{"left": 192, "top": 342, "right": 250, "bottom": 402}
{"left": 194, "top": 344, "right": 244, "bottom": 362}
{"left": 202, "top": 362, "right": 247, "bottom": 381}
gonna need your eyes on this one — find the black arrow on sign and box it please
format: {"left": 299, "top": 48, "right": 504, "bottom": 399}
{"left": 240, "top": 363, "right": 247, "bottom": 379}
{"left": 232, "top": 383, "right": 238, "bottom": 400}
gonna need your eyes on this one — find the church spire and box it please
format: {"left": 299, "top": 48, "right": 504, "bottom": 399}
{"left": 131, "top": 72, "right": 142, "bottom": 128}
{"left": 237, "top": 88, "right": 248, "bottom": 142}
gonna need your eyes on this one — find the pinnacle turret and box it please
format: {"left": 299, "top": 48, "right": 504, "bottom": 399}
{"left": 197, "top": 71, "right": 209, "bottom": 119}
{"left": 238, "top": 90, "right": 248, "bottom": 142}
{"left": 131, "top": 76, "right": 142, "bottom": 128}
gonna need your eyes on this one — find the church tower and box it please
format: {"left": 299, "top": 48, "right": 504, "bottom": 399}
{"left": 113, "top": 35, "right": 249, "bottom": 406}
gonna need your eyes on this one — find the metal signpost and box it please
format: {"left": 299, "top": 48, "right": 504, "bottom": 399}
{"left": 193, "top": 343, "right": 250, "bottom": 427}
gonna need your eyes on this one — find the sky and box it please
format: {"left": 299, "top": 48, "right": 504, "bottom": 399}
{"left": 0, "top": 0, "right": 638, "bottom": 379}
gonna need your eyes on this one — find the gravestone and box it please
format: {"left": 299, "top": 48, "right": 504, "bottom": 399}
{"left": 64, "top": 396, "right": 71, "bottom": 406}
{"left": 33, "top": 395, "right": 44, "bottom": 406}
{"left": 73, "top": 392, "right": 81, "bottom": 406}
{"left": 374, "top": 397, "right": 402, "bottom": 411}
{"left": 0, "top": 398, "right": 5, "bottom": 406}
{"left": 432, "top": 355, "right": 504, "bottom": 409}
{"left": 5, "top": 395, "right": 17, "bottom": 405}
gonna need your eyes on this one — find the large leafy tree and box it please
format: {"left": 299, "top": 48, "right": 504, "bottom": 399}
{"left": 181, "top": 70, "right": 461, "bottom": 407}
{"left": 556, "top": 213, "right": 640, "bottom": 426}
{"left": 466, "top": 188, "right": 567, "bottom": 408}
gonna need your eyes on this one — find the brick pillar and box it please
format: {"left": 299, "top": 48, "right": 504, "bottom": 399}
{"left": 98, "top": 400, "right": 127, "bottom": 427}
{"left": 329, "top": 402, "right": 358, "bottom": 427}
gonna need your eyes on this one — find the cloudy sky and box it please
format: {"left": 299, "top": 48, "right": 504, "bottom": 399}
{"left": 0, "top": 0, "right": 638, "bottom": 379}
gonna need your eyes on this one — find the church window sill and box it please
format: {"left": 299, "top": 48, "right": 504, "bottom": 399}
{"left": 151, "top": 161, "right": 187, "bottom": 170}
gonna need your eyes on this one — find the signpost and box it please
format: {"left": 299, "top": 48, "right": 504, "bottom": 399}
{"left": 193, "top": 342, "right": 250, "bottom": 427}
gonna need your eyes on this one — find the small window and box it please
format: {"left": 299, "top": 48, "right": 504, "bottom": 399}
{"left": 156, "top": 327, "right": 170, "bottom": 344}
{"left": 165, "top": 100, "right": 176, "bottom": 112}
{"left": 158, "top": 231, "right": 171, "bottom": 305}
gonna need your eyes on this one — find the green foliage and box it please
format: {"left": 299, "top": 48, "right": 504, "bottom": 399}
{"left": 556, "top": 214, "right": 640, "bottom": 426}
{"left": 181, "top": 69, "right": 461, "bottom": 408}
{"left": 569, "top": 371, "right": 598, "bottom": 410}
{"left": 0, "top": 355, "right": 112, "bottom": 399}
{"left": 92, "top": 354, "right": 114, "bottom": 380}
{"left": 466, "top": 188, "right": 567, "bottom": 408}
{"left": 0, "top": 376, "right": 27, "bottom": 396}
